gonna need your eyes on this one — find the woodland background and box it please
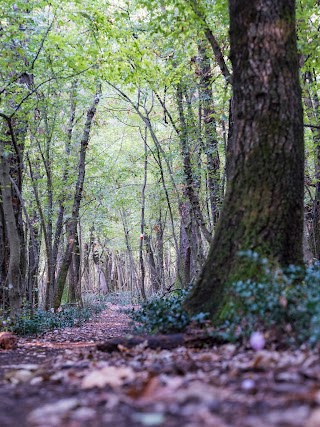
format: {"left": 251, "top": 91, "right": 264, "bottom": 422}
{"left": 0, "top": 0, "right": 319, "bottom": 318}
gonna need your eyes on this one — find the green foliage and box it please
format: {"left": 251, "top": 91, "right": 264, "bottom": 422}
{"left": 130, "top": 289, "right": 208, "bottom": 334}
{"left": 215, "top": 251, "right": 320, "bottom": 345}
{"left": 1, "top": 298, "right": 107, "bottom": 335}
{"left": 131, "top": 252, "right": 320, "bottom": 346}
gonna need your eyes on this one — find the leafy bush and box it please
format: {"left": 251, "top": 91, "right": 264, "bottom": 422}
{"left": 1, "top": 297, "right": 107, "bottom": 335}
{"left": 215, "top": 251, "right": 320, "bottom": 344}
{"left": 130, "top": 289, "right": 208, "bottom": 334}
{"left": 130, "top": 253, "right": 320, "bottom": 346}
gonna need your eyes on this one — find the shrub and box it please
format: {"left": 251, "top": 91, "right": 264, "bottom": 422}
{"left": 1, "top": 297, "right": 108, "bottom": 335}
{"left": 130, "top": 289, "right": 208, "bottom": 334}
{"left": 130, "top": 253, "right": 320, "bottom": 346}
{"left": 215, "top": 251, "right": 320, "bottom": 344}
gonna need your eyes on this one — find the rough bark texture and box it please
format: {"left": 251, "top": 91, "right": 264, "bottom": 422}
{"left": 184, "top": 0, "right": 304, "bottom": 316}
{"left": 0, "top": 148, "right": 21, "bottom": 315}
{"left": 198, "top": 42, "right": 221, "bottom": 226}
{"left": 304, "top": 71, "right": 320, "bottom": 259}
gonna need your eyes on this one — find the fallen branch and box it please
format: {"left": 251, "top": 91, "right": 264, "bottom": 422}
{"left": 96, "top": 332, "right": 225, "bottom": 352}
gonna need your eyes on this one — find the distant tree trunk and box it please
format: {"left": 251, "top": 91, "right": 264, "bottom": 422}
{"left": 139, "top": 127, "right": 148, "bottom": 296}
{"left": 185, "top": 0, "right": 304, "bottom": 317}
{"left": 155, "top": 213, "right": 165, "bottom": 291}
{"left": 198, "top": 42, "right": 221, "bottom": 226}
{"left": 68, "top": 228, "right": 81, "bottom": 303}
{"left": 54, "top": 85, "right": 101, "bottom": 310}
{"left": 0, "top": 145, "right": 21, "bottom": 316}
{"left": 304, "top": 71, "right": 320, "bottom": 259}
{"left": 176, "top": 202, "right": 192, "bottom": 288}
{"left": 176, "top": 84, "right": 212, "bottom": 244}
{"left": 0, "top": 199, "right": 8, "bottom": 310}
{"left": 120, "top": 209, "right": 143, "bottom": 300}
{"left": 144, "top": 234, "right": 160, "bottom": 293}
{"left": 27, "top": 212, "right": 40, "bottom": 309}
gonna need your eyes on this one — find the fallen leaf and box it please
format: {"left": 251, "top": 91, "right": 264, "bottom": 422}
{"left": 28, "top": 398, "right": 80, "bottom": 426}
{"left": 251, "top": 350, "right": 280, "bottom": 369}
{"left": 81, "top": 365, "right": 135, "bottom": 389}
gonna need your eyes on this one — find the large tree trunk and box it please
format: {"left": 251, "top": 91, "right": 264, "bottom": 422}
{"left": 185, "top": 0, "right": 304, "bottom": 317}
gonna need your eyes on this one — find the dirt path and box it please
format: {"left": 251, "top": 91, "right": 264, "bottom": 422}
{"left": 0, "top": 304, "right": 131, "bottom": 427}
{"left": 1, "top": 305, "right": 320, "bottom": 427}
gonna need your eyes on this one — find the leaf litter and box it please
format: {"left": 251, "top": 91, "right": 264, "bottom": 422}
{"left": 0, "top": 303, "right": 320, "bottom": 426}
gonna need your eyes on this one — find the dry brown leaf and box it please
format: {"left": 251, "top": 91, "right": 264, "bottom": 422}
{"left": 4, "top": 364, "right": 41, "bottom": 384}
{"left": 81, "top": 365, "right": 135, "bottom": 389}
{"left": 251, "top": 350, "right": 280, "bottom": 369}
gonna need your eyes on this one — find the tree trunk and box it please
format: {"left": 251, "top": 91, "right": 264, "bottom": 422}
{"left": 0, "top": 147, "right": 21, "bottom": 316}
{"left": 176, "top": 202, "right": 192, "bottom": 288}
{"left": 27, "top": 212, "right": 40, "bottom": 309}
{"left": 0, "top": 198, "right": 9, "bottom": 310}
{"left": 139, "top": 127, "right": 148, "bottom": 296}
{"left": 176, "top": 84, "right": 212, "bottom": 244}
{"left": 198, "top": 42, "right": 221, "bottom": 226}
{"left": 68, "top": 228, "right": 81, "bottom": 303}
{"left": 144, "top": 234, "right": 160, "bottom": 293}
{"left": 304, "top": 71, "right": 320, "bottom": 259}
{"left": 54, "top": 85, "right": 101, "bottom": 310}
{"left": 185, "top": 0, "right": 304, "bottom": 317}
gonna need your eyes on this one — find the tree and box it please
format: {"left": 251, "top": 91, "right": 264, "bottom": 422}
{"left": 184, "top": 0, "right": 304, "bottom": 316}
{"left": 53, "top": 84, "right": 102, "bottom": 310}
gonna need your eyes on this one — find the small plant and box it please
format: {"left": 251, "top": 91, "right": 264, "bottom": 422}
{"left": 130, "top": 288, "right": 208, "bottom": 334}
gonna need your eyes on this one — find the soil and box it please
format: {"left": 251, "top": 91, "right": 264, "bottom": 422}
{"left": 1, "top": 303, "right": 320, "bottom": 427}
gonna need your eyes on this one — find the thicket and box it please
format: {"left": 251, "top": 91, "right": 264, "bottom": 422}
{"left": 131, "top": 252, "right": 320, "bottom": 346}
{"left": 0, "top": 296, "right": 108, "bottom": 335}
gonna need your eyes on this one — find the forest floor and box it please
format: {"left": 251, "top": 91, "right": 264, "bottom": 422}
{"left": 1, "top": 304, "right": 320, "bottom": 427}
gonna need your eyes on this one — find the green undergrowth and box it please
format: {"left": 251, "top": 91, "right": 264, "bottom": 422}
{"left": 130, "top": 288, "right": 208, "bottom": 334}
{"left": 1, "top": 291, "right": 136, "bottom": 335}
{"left": 215, "top": 251, "right": 320, "bottom": 345}
{"left": 130, "top": 252, "right": 320, "bottom": 346}
{"left": 0, "top": 295, "right": 108, "bottom": 335}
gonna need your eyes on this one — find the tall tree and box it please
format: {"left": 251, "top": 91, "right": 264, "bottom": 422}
{"left": 54, "top": 84, "right": 102, "bottom": 310}
{"left": 185, "top": 0, "right": 304, "bottom": 316}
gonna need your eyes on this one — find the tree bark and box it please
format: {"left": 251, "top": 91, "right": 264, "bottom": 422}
{"left": 198, "top": 42, "right": 221, "bottom": 226}
{"left": 0, "top": 147, "right": 21, "bottom": 316}
{"left": 139, "top": 127, "right": 148, "bottom": 296}
{"left": 184, "top": 0, "right": 304, "bottom": 317}
{"left": 304, "top": 71, "right": 320, "bottom": 259}
{"left": 176, "top": 84, "right": 212, "bottom": 244}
